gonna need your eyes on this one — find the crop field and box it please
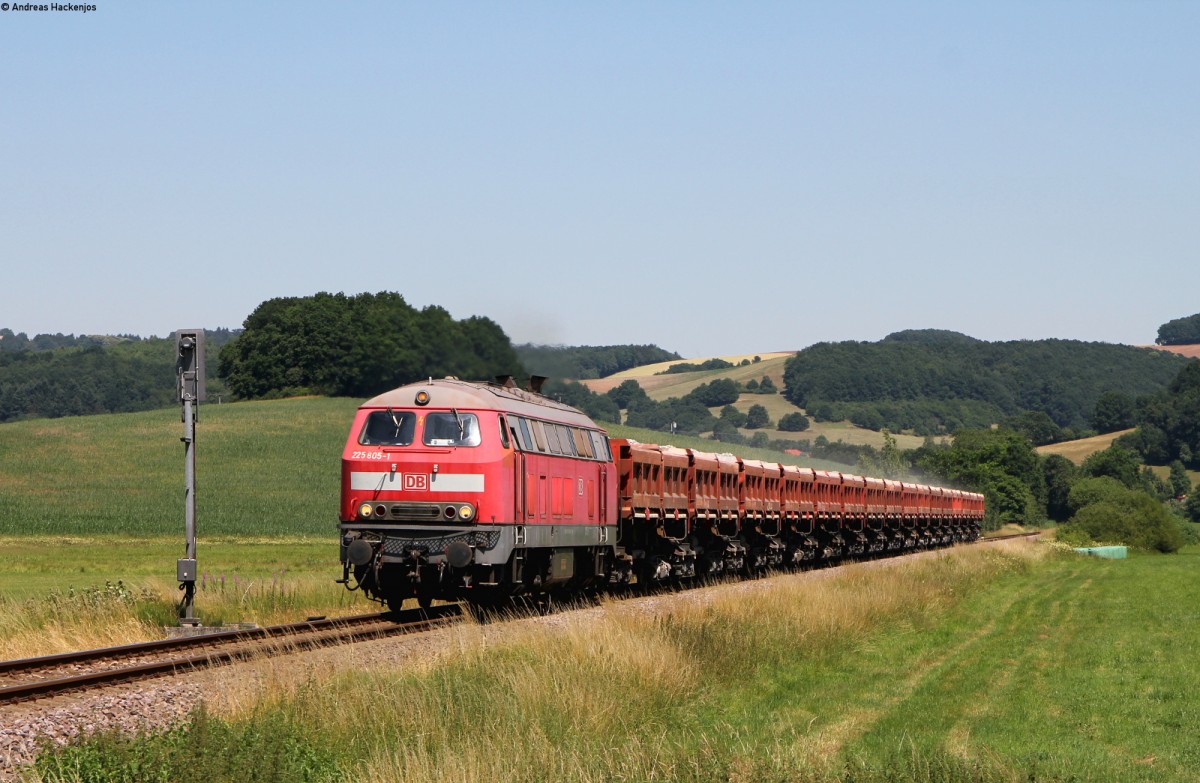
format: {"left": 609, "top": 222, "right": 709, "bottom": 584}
{"left": 1036, "top": 428, "right": 1134, "bottom": 464}
{"left": 0, "top": 397, "right": 353, "bottom": 538}
{"left": 29, "top": 541, "right": 1200, "bottom": 783}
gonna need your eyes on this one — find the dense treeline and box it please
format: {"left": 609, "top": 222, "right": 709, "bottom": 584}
{"left": 1156, "top": 312, "right": 1200, "bottom": 345}
{"left": 218, "top": 292, "right": 524, "bottom": 399}
{"left": 783, "top": 331, "right": 1186, "bottom": 435}
{"left": 0, "top": 331, "right": 234, "bottom": 422}
{"left": 912, "top": 429, "right": 1190, "bottom": 550}
{"left": 1, "top": 329, "right": 131, "bottom": 352}
{"left": 1117, "top": 360, "right": 1200, "bottom": 468}
{"left": 514, "top": 344, "right": 679, "bottom": 380}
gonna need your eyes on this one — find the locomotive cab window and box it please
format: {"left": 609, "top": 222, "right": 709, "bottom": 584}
{"left": 360, "top": 409, "right": 417, "bottom": 446}
{"left": 497, "top": 414, "right": 511, "bottom": 449}
{"left": 422, "top": 412, "right": 481, "bottom": 447}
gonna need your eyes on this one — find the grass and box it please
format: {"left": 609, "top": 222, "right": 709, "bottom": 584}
{"left": 0, "top": 396, "right": 869, "bottom": 546}
{"left": 0, "top": 397, "right": 353, "bottom": 537}
{"left": 31, "top": 540, "right": 1200, "bottom": 782}
{"left": 0, "top": 536, "right": 366, "bottom": 659}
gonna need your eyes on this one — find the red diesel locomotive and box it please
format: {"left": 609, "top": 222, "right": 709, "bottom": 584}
{"left": 338, "top": 377, "right": 984, "bottom": 608}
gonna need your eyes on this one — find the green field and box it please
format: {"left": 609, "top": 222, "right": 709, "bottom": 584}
{"left": 0, "top": 398, "right": 861, "bottom": 621}
{"left": 0, "top": 396, "right": 864, "bottom": 544}
{"left": 0, "top": 397, "right": 352, "bottom": 538}
{"left": 32, "top": 542, "right": 1200, "bottom": 782}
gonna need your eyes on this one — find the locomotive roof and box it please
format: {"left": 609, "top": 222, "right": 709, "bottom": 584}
{"left": 361, "top": 377, "right": 602, "bottom": 429}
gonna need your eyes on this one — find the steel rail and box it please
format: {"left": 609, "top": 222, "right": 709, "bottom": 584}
{"left": 0, "top": 605, "right": 461, "bottom": 705}
{"left": 0, "top": 531, "right": 1038, "bottom": 706}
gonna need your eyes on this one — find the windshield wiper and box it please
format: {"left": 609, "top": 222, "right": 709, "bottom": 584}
{"left": 451, "top": 407, "right": 465, "bottom": 440}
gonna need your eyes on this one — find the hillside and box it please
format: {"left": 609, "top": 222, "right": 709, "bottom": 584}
{"left": 584, "top": 353, "right": 793, "bottom": 397}
{"left": 581, "top": 352, "right": 931, "bottom": 451}
{"left": 1145, "top": 343, "right": 1200, "bottom": 360}
{"left": 1036, "top": 429, "right": 1134, "bottom": 464}
{"left": 0, "top": 396, "right": 860, "bottom": 539}
{"left": 782, "top": 333, "right": 1188, "bottom": 435}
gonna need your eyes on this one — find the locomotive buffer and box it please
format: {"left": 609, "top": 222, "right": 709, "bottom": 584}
{"left": 175, "top": 329, "right": 205, "bottom": 626}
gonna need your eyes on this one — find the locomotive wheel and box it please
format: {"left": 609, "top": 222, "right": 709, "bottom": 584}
{"left": 385, "top": 593, "right": 406, "bottom": 613}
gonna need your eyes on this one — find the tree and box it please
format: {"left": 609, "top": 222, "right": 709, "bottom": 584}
{"left": 542, "top": 380, "right": 620, "bottom": 424}
{"left": 1156, "top": 312, "right": 1200, "bottom": 345}
{"left": 856, "top": 430, "right": 906, "bottom": 479}
{"left": 757, "top": 375, "right": 777, "bottom": 394}
{"left": 514, "top": 344, "right": 679, "bottom": 380}
{"left": 1123, "top": 361, "right": 1200, "bottom": 469}
{"left": 1042, "top": 454, "right": 1078, "bottom": 522}
{"left": 1169, "top": 460, "right": 1192, "bottom": 498}
{"left": 917, "top": 428, "right": 1047, "bottom": 526}
{"left": 749, "top": 432, "right": 771, "bottom": 448}
{"left": 1091, "top": 391, "right": 1135, "bottom": 433}
{"left": 687, "top": 379, "right": 739, "bottom": 407}
{"left": 777, "top": 412, "right": 810, "bottom": 432}
{"left": 712, "top": 420, "right": 745, "bottom": 444}
{"left": 1081, "top": 445, "right": 1142, "bottom": 489}
{"left": 606, "top": 379, "right": 649, "bottom": 409}
{"left": 1067, "top": 476, "right": 1129, "bottom": 515}
{"left": 218, "top": 292, "right": 524, "bottom": 400}
{"left": 1185, "top": 491, "right": 1200, "bottom": 523}
{"left": 1005, "top": 411, "right": 1063, "bottom": 446}
{"left": 719, "top": 404, "right": 748, "bottom": 428}
{"left": 660, "top": 397, "right": 717, "bottom": 434}
{"left": 624, "top": 397, "right": 669, "bottom": 430}
{"left": 745, "top": 404, "right": 771, "bottom": 429}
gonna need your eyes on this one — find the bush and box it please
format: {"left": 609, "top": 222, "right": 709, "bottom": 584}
{"left": 777, "top": 412, "right": 810, "bottom": 432}
{"left": 745, "top": 404, "right": 771, "bottom": 430}
{"left": 1067, "top": 490, "right": 1184, "bottom": 552}
{"left": 1054, "top": 525, "right": 1094, "bottom": 548}
{"left": 720, "top": 404, "right": 748, "bottom": 428}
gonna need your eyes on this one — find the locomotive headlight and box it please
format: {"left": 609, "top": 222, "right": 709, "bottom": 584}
{"left": 415, "top": 390, "right": 430, "bottom": 406}
{"left": 459, "top": 505, "right": 475, "bottom": 521}
{"left": 358, "top": 502, "right": 374, "bottom": 519}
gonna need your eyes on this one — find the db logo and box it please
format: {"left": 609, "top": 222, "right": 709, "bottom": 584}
{"left": 403, "top": 473, "right": 429, "bottom": 491}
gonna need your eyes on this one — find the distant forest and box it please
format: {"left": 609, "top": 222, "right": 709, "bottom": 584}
{"left": 515, "top": 344, "right": 679, "bottom": 380}
{"left": 782, "top": 330, "right": 1189, "bottom": 437}
{"left": 0, "top": 295, "right": 677, "bottom": 421}
{"left": 0, "top": 329, "right": 235, "bottom": 422}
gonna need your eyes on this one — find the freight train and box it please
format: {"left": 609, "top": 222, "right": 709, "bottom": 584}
{"left": 337, "top": 377, "right": 984, "bottom": 609}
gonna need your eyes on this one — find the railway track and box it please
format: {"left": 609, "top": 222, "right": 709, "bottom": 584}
{"left": 0, "top": 605, "right": 461, "bottom": 706}
{"left": 0, "top": 532, "right": 1038, "bottom": 707}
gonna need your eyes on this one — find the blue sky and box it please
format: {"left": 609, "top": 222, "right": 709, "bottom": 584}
{"left": 1, "top": 2, "right": 1195, "bottom": 357}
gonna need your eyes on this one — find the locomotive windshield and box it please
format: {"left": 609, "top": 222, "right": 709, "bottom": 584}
{"left": 423, "top": 412, "right": 481, "bottom": 447}
{"left": 359, "top": 409, "right": 417, "bottom": 446}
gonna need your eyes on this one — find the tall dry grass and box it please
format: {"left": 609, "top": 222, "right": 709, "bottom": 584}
{"left": 62, "top": 540, "right": 1049, "bottom": 783}
{"left": 0, "top": 571, "right": 364, "bottom": 660}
